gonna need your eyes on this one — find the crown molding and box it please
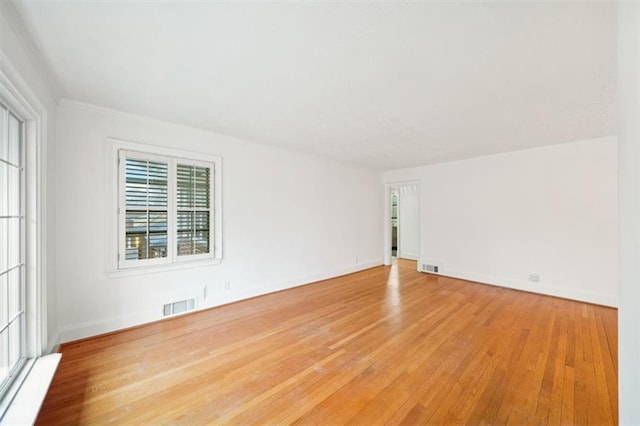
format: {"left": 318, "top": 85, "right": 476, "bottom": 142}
{"left": 0, "top": 0, "right": 63, "bottom": 102}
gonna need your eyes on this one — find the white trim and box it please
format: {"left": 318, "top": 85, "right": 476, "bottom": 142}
{"left": 427, "top": 268, "right": 617, "bottom": 307}
{"left": 0, "top": 65, "right": 50, "bottom": 417}
{"left": 384, "top": 180, "right": 421, "bottom": 269}
{"left": 106, "top": 256, "right": 220, "bottom": 279}
{"left": 0, "top": 76, "right": 45, "bottom": 351}
{"left": 1, "top": 354, "right": 61, "bottom": 425}
{"left": 383, "top": 185, "right": 392, "bottom": 265}
{"left": 0, "top": 57, "right": 48, "bottom": 356}
{"left": 0, "top": 1, "right": 62, "bottom": 101}
{"left": 107, "top": 138, "right": 223, "bottom": 275}
{"left": 59, "top": 98, "right": 250, "bottom": 147}
{"left": 398, "top": 253, "right": 418, "bottom": 261}
{"left": 46, "top": 330, "right": 59, "bottom": 354}
{"left": 59, "top": 259, "right": 383, "bottom": 344}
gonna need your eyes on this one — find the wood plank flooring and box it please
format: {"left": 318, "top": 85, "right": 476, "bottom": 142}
{"left": 37, "top": 259, "right": 618, "bottom": 425}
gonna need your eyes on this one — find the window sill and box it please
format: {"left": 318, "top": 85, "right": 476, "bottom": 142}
{"left": 107, "top": 257, "right": 222, "bottom": 278}
{"left": 1, "top": 353, "right": 61, "bottom": 424}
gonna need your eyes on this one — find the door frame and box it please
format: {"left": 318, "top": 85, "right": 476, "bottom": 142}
{"left": 383, "top": 181, "right": 421, "bottom": 269}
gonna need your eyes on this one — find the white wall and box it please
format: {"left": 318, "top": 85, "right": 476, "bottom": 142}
{"left": 0, "top": 2, "right": 58, "bottom": 352}
{"left": 384, "top": 137, "right": 618, "bottom": 306}
{"left": 397, "top": 185, "right": 419, "bottom": 260}
{"left": 618, "top": 1, "right": 640, "bottom": 423}
{"left": 55, "top": 101, "right": 382, "bottom": 342}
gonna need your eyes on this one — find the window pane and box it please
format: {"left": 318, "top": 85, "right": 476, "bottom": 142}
{"left": 7, "top": 165, "right": 20, "bottom": 217}
{"left": 176, "top": 211, "right": 193, "bottom": 256}
{"left": 194, "top": 230, "right": 209, "bottom": 254}
{"left": 148, "top": 212, "right": 167, "bottom": 258}
{"left": 123, "top": 157, "right": 168, "bottom": 262}
{"left": 125, "top": 184, "right": 148, "bottom": 207}
{"left": 194, "top": 211, "right": 209, "bottom": 231}
{"left": 125, "top": 160, "right": 150, "bottom": 208}
{"left": 7, "top": 114, "right": 20, "bottom": 166}
{"left": 0, "top": 329, "right": 7, "bottom": 386}
{"left": 125, "top": 211, "right": 146, "bottom": 260}
{"left": 125, "top": 211, "right": 147, "bottom": 235}
{"left": 176, "top": 164, "right": 194, "bottom": 209}
{"left": 0, "top": 219, "right": 6, "bottom": 273}
{"left": 177, "top": 164, "right": 210, "bottom": 209}
{"left": 148, "top": 162, "right": 167, "bottom": 207}
{"left": 8, "top": 320, "right": 21, "bottom": 372}
{"left": 0, "top": 161, "right": 7, "bottom": 217}
{"left": 177, "top": 211, "right": 210, "bottom": 256}
{"left": 149, "top": 212, "right": 167, "bottom": 233}
{"left": 0, "top": 105, "right": 6, "bottom": 162}
{"left": 0, "top": 105, "right": 24, "bottom": 401}
{"left": 176, "top": 211, "right": 193, "bottom": 232}
{"left": 0, "top": 272, "right": 6, "bottom": 326}
{"left": 125, "top": 159, "right": 167, "bottom": 208}
{"left": 194, "top": 166, "right": 210, "bottom": 209}
{"left": 177, "top": 164, "right": 211, "bottom": 257}
{"left": 125, "top": 211, "right": 167, "bottom": 261}
{"left": 7, "top": 218, "right": 19, "bottom": 269}
{"left": 7, "top": 268, "right": 20, "bottom": 318}
{"left": 194, "top": 212, "right": 210, "bottom": 255}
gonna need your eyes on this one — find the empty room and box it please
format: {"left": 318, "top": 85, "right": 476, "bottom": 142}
{"left": 0, "top": 0, "right": 638, "bottom": 424}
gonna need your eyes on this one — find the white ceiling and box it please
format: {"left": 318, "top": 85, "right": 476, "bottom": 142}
{"left": 13, "top": 1, "right": 616, "bottom": 170}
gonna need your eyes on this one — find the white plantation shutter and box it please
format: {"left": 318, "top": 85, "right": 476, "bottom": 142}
{"left": 124, "top": 157, "right": 169, "bottom": 261}
{"left": 118, "top": 150, "right": 216, "bottom": 269}
{"left": 176, "top": 163, "right": 212, "bottom": 257}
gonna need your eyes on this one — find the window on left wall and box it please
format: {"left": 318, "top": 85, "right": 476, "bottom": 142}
{"left": 0, "top": 65, "right": 57, "bottom": 423}
{"left": 116, "top": 146, "right": 222, "bottom": 270}
{"left": 0, "top": 102, "right": 26, "bottom": 400}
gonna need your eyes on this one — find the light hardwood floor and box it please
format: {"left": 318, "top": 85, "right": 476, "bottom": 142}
{"left": 37, "top": 259, "right": 617, "bottom": 425}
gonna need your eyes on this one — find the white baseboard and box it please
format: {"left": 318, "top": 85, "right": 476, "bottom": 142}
{"left": 200, "top": 259, "right": 383, "bottom": 311}
{"left": 58, "top": 310, "right": 158, "bottom": 344}
{"left": 58, "top": 259, "right": 383, "bottom": 344}
{"left": 255, "top": 259, "right": 383, "bottom": 296}
{"left": 398, "top": 253, "right": 418, "bottom": 261}
{"left": 433, "top": 268, "right": 617, "bottom": 307}
{"left": 47, "top": 330, "right": 61, "bottom": 354}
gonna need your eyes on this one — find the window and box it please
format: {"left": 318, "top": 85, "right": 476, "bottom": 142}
{"left": 117, "top": 146, "right": 221, "bottom": 270}
{"left": 0, "top": 103, "right": 26, "bottom": 398}
{"left": 0, "top": 67, "right": 51, "bottom": 421}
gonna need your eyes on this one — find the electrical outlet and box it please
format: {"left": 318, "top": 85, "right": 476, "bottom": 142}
{"left": 203, "top": 285, "right": 208, "bottom": 300}
{"left": 529, "top": 273, "right": 541, "bottom": 283}
{"left": 355, "top": 257, "right": 359, "bottom": 264}
{"left": 224, "top": 281, "right": 231, "bottom": 291}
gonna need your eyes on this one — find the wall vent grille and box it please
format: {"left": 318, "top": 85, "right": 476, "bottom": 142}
{"left": 163, "top": 298, "right": 196, "bottom": 317}
{"left": 422, "top": 264, "right": 439, "bottom": 273}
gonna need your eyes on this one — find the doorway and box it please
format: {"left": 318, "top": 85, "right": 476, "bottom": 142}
{"left": 391, "top": 190, "right": 399, "bottom": 257}
{"left": 384, "top": 182, "right": 420, "bottom": 267}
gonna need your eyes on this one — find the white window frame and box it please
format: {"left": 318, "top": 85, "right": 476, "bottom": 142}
{"left": 0, "top": 67, "right": 49, "bottom": 417}
{"left": 109, "top": 138, "right": 222, "bottom": 275}
{"left": 0, "top": 101, "right": 27, "bottom": 396}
